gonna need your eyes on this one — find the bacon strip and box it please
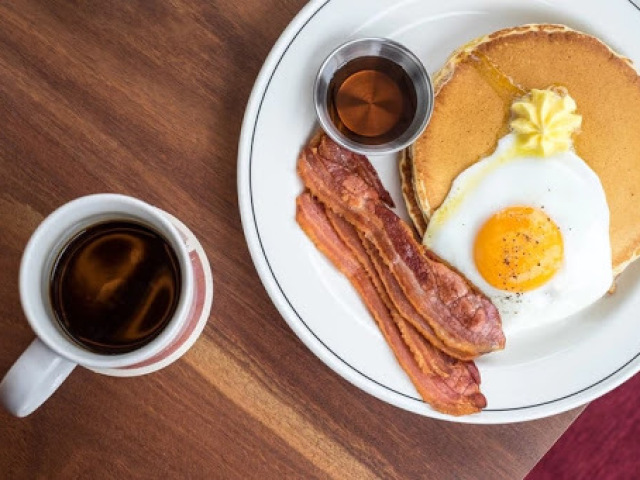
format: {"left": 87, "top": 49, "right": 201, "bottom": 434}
{"left": 362, "top": 234, "right": 476, "bottom": 362}
{"left": 325, "top": 209, "right": 474, "bottom": 363}
{"left": 297, "top": 136, "right": 505, "bottom": 358}
{"left": 317, "top": 135, "right": 395, "bottom": 208}
{"left": 296, "top": 192, "right": 486, "bottom": 416}
{"left": 357, "top": 235, "right": 482, "bottom": 394}
{"left": 398, "top": 319, "right": 482, "bottom": 391}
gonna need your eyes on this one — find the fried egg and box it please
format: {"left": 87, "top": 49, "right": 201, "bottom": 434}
{"left": 423, "top": 133, "right": 612, "bottom": 333}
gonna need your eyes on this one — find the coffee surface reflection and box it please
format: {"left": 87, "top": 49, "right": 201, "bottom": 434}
{"left": 50, "top": 221, "right": 181, "bottom": 354}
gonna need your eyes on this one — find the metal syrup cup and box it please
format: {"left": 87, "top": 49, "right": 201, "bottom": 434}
{"left": 314, "top": 37, "right": 434, "bottom": 155}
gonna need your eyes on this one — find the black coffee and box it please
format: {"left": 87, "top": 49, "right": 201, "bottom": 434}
{"left": 50, "top": 221, "right": 181, "bottom": 354}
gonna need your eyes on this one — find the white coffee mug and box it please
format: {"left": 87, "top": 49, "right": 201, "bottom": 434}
{"left": 0, "top": 194, "right": 208, "bottom": 417}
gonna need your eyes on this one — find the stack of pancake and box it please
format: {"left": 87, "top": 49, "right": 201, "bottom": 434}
{"left": 401, "top": 24, "right": 640, "bottom": 277}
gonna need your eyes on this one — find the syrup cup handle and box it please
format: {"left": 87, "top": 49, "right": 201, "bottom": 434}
{"left": 0, "top": 338, "right": 76, "bottom": 417}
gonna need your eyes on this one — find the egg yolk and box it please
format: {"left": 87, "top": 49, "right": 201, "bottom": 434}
{"left": 474, "top": 206, "right": 564, "bottom": 292}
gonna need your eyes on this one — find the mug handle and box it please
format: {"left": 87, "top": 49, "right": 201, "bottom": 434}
{"left": 0, "top": 339, "right": 76, "bottom": 417}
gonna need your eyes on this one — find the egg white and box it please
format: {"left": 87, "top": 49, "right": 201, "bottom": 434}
{"left": 423, "top": 134, "right": 613, "bottom": 335}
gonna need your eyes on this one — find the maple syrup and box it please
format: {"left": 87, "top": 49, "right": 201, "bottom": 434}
{"left": 327, "top": 56, "right": 417, "bottom": 146}
{"left": 468, "top": 52, "right": 526, "bottom": 140}
{"left": 469, "top": 52, "right": 525, "bottom": 99}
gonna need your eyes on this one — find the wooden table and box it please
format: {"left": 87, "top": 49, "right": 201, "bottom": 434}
{"left": 0, "top": 2, "right": 582, "bottom": 478}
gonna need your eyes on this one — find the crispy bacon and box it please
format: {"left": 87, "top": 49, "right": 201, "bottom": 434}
{"left": 362, "top": 236, "right": 477, "bottom": 363}
{"left": 317, "top": 135, "right": 395, "bottom": 208}
{"left": 297, "top": 136, "right": 505, "bottom": 358}
{"left": 325, "top": 210, "right": 474, "bottom": 363}
{"left": 296, "top": 192, "right": 486, "bottom": 415}
{"left": 398, "top": 319, "right": 482, "bottom": 393}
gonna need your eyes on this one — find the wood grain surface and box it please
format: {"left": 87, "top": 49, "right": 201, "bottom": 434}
{"left": 0, "top": 1, "right": 582, "bottom": 478}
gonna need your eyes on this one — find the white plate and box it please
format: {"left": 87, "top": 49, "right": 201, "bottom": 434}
{"left": 237, "top": 0, "right": 640, "bottom": 423}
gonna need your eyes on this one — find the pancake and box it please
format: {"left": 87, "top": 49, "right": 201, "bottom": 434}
{"left": 402, "top": 24, "right": 640, "bottom": 276}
